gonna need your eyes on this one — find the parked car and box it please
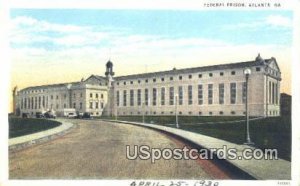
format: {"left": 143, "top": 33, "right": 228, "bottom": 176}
{"left": 67, "top": 112, "right": 77, "bottom": 118}
{"left": 82, "top": 112, "right": 92, "bottom": 119}
{"left": 22, "top": 113, "right": 30, "bottom": 118}
{"left": 35, "top": 112, "right": 45, "bottom": 118}
{"left": 44, "top": 112, "right": 56, "bottom": 119}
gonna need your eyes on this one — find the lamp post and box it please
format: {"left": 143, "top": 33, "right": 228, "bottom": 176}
{"left": 243, "top": 68, "right": 254, "bottom": 145}
{"left": 175, "top": 94, "right": 179, "bottom": 128}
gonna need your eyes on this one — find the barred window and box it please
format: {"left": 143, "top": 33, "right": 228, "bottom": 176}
{"left": 161, "top": 87, "right": 165, "bottom": 106}
{"left": 130, "top": 90, "right": 134, "bottom": 106}
{"left": 208, "top": 84, "right": 213, "bottom": 104}
{"left": 169, "top": 87, "right": 174, "bottom": 105}
{"left": 116, "top": 91, "right": 120, "bottom": 106}
{"left": 178, "top": 86, "right": 183, "bottom": 105}
{"left": 230, "top": 83, "right": 237, "bottom": 104}
{"left": 219, "top": 83, "right": 224, "bottom": 104}
{"left": 137, "top": 89, "right": 141, "bottom": 106}
{"left": 198, "top": 84, "right": 203, "bottom": 105}
{"left": 242, "top": 82, "right": 247, "bottom": 104}
{"left": 153, "top": 88, "right": 157, "bottom": 106}
{"left": 123, "top": 90, "right": 127, "bottom": 106}
{"left": 145, "top": 89, "right": 149, "bottom": 106}
{"left": 188, "top": 85, "right": 193, "bottom": 105}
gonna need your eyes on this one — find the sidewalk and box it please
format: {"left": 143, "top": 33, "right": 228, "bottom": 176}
{"left": 107, "top": 119, "right": 291, "bottom": 180}
{"left": 9, "top": 119, "right": 75, "bottom": 151}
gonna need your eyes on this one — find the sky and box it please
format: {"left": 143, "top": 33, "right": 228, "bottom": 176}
{"left": 10, "top": 9, "right": 292, "bottom": 98}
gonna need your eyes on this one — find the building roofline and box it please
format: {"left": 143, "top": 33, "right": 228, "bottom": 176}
{"left": 114, "top": 59, "right": 266, "bottom": 81}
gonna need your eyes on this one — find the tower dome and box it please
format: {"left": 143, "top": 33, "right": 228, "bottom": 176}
{"left": 255, "top": 53, "right": 265, "bottom": 64}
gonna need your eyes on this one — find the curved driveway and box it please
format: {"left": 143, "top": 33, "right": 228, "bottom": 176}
{"left": 9, "top": 119, "right": 225, "bottom": 179}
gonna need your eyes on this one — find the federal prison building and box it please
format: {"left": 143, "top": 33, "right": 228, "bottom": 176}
{"left": 13, "top": 54, "right": 281, "bottom": 117}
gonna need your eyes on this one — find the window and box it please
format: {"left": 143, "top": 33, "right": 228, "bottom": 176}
{"left": 96, "top": 93, "right": 98, "bottom": 98}
{"left": 90, "top": 93, "right": 93, "bottom": 98}
{"left": 161, "top": 78, "right": 164, "bottom": 82}
{"left": 89, "top": 102, "right": 93, "bottom": 109}
{"left": 198, "top": 84, "right": 203, "bottom": 105}
{"left": 73, "top": 102, "right": 76, "bottom": 109}
{"left": 209, "top": 73, "right": 213, "bottom": 77}
{"left": 219, "top": 83, "right": 224, "bottom": 104}
{"left": 35, "top": 97, "right": 37, "bottom": 109}
{"left": 38, "top": 96, "right": 41, "bottom": 109}
{"left": 220, "top": 72, "right": 224, "bottom": 76}
{"left": 96, "top": 102, "right": 99, "bottom": 109}
{"left": 188, "top": 75, "right": 192, "bottom": 79}
{"left": 169, "top": 87, "right": 174, "bottom": 105}
{"left": 101, "top": 102, "right": 104, "bottom": 109}
{"left": 64, "top": 103, "right": 66, "bottom": 108}
{"left": 153, "top": 78, "right": 156, "bottom": 82}
{"left": 209, "top": 112, "right": 213, "bottom": 115}
{"left": 170, "top": 77, "right": 173, "bottom": 81}
{"left": 56, "top": 95, "right": 59, "bottom": 100}
{"left": 269, "top": 81, "right": 272, "bottom": 103}
{"left": 130, "top": 81, "right": 133, "bottom": 84}
{"left": 145, "top": 79, "right": 148, "bottom": 83}
{"left": 231, "top": 71, "right": 236, "bottom": 75}
{"left": 80, "top": 93, "right": 83, "bottom": 97}
{"left": 231, "top": 111, "right": 236, "bottom": 115}
{"left": 256, "top": 67, "right": 261, "bottom": 72}
{"left": 130, "top": 90, "right": 134, "bottom": 106}
{"left": 198, "top": 74, "right": 202, "bottom": 78}
{"left": 178, "top": 86, "right": 183, "bottom": 105}
{"left": 230, "top": 83, "right": 237, "bottom": 104}
{"left": 56, "top": 104, "right": 59, "bottom": 109}
{"left": 208, "top": 84, "right": 213, "bottom": 104}
{"left": 64, "top": 94, "right": 67, "bottom": 99}
{"left": 116, "top": 91, "right": 120, "bottom": 106}
{"left": 80, "top": 102, "right": 82, "bottom": 109}
{"left": 179, "top": 76, "right": 182, "bottom": 80}
{"left": 161, "top": 87, "right": 165, "bottom": 105}
{"left": 123, "top": 90, "right": 127, "bottom": 106}
{"left": 145, "top": 89, "right": 149, "bottom": 106}
{"left": 138, "top": 80, "right": 141, "bottom": 84}
{"left": 242, "top": 82, "right": 247, "bottom": 104}
{"left": 137, "top": 89, "right": 141, "bottom": 106}
{"left": 101, "top": 94, "right": 103, "bottom": 99}
{"left": 73, "top": 93, "right": 76, "bottom": 98}
{"left": 188, "top": 85, "right": 193, "bottom": 105}
{"left": 153, "top": 88, "right": 157, "bottom": 106}
{"left": 124, "top": 81, "right": 126, "bottom": 85}
{"left": 117, "top": 82, "right": 119, "bottom": 85}
{"left": 51, "top": 95, "right": 53, "bottom": 100}
{"left": 272, "top": 82, "right": 275, "bottom": 104}
{"left": 219, "top": 111, "right": 224, "bottom": 115}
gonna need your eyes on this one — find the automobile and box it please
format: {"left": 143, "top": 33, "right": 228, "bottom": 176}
{"left": 82, "top": 112, "right": 92, "bottom": 119}
{"left": 35, "top": 112, "right": 45, "bottom": 118}
{"left": 44, "top": 112, "right": 56, "bottom": 119}
{"left": 22, "top": 113, "right": 30, "bottom": 118}
{"left": 67, "top": 112, "right": 77, "bottom": 118}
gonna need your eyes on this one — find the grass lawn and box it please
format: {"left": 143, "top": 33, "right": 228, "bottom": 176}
{"left": 9, "top": 117, "right": 61, "bottom": 138}
{"left": 99, "top": 115, "right": 291, "bottom": 161}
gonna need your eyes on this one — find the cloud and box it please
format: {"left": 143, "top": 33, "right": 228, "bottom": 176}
{"left": 265, "top": 15, "right": 292, "bottom": 28}
{"left": 222, "top": 14, "right": 292, "bottom": 30}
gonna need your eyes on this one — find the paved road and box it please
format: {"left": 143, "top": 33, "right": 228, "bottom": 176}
{"left": 9, "top": 120, "right": 227, "bottom": 179}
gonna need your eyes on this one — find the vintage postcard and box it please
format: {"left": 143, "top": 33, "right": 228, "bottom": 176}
{"left": 1, "top": 0, "right": 299, "bottom": 186}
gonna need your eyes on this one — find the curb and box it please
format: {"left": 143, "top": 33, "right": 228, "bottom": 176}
{"left": 103, "top": 119, "right": 291, "bottom": 180}
{"left": 9, "top": 119, "right": 76, "bottom": 152}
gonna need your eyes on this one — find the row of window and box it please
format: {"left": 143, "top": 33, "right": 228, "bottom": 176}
{"left": 116, "top": 68, "right": 262, "bottom": 86}
{"left": 116, "top": 111, "right": 245, "bottom": 116}
{"left": 116, "top": 83, "right": 247, "bottom": 107}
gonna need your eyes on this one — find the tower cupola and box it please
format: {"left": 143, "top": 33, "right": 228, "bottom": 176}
{"left": 105, "top": 60, "right": 115, "bottom": 76}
